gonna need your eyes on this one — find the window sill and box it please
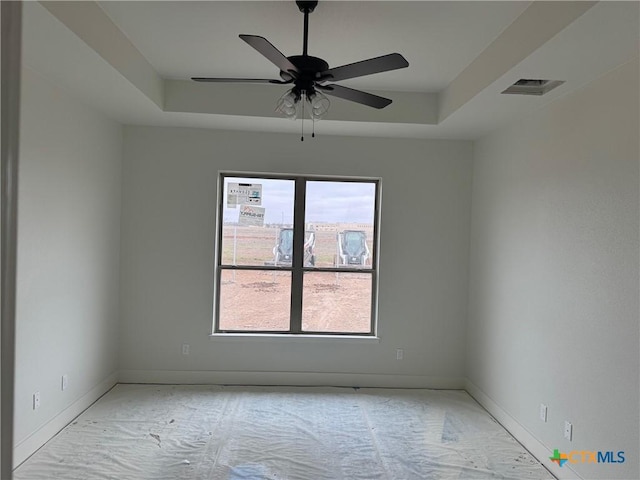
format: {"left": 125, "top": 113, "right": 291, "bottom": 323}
{"left": 209, "top": 333, "right": 380, "bottom": 344}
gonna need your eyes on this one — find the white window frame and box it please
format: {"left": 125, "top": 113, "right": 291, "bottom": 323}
{"left": 212, "top": 172, "right": 380, "bottom": 336}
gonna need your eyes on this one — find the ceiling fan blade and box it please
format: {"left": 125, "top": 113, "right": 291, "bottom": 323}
{"left": 192, "top": 77, "right": 291, "bottom": 84}
{"left": 239, "top": 34, "right": 299, "bottom": 76}
{"left": 319, "top": 53, "right": 408, "bottom": 83}
{"left": 318, "top": 84, "right": 392, "bottom": 109}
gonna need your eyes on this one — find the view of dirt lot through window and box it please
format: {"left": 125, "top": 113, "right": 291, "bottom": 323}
{"left": 219, "top": 226, "right": 374, "bottom": 332}
{"left": 217, "top": 176, "right": 377, "bottom": 334}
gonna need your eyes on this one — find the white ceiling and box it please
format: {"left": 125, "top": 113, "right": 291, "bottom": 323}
{"left": 21, "top": 1, "right": 640, "bottom": 140}
{"left": 97, "top": 1, "right": 529, "bottom": 92}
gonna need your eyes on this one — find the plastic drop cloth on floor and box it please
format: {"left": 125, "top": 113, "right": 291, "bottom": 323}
{"left": 14, "top": 385, "right": 553, "bottom": 480}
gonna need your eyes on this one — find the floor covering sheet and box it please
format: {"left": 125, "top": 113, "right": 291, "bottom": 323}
{"left": 14, "top": 385, "right": 554, "bottom": 479}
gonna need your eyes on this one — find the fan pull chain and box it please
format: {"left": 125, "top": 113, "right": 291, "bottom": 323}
{"left": 312, "top": 117, "right": 315, "bottom": 138}
{"left": 301, "top": 99, "right": 305, "bottom": 141}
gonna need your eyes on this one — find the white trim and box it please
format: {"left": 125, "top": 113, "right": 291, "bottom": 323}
{"left": 209, "top": 334, "right": 380, "bottom": 344}
{"left": 13, "top": 372, "right": 118, "bottom": 467}
{"left": 214, "top": 173, "right": 382, "bottom": 336}
{"left": 465, "top": 379, "right": 582, "bottom": 480}
{"left": 119, "top": 369, "right": 465, "bottom": 389}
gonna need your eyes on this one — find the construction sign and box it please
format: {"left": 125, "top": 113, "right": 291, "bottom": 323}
{"left": 238, "top": 205, "right": 265, "bottom": 227}
{"left": 227, "top": 182, "right": 262, "bottom": 207}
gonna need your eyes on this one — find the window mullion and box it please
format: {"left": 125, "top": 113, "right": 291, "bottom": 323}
{"left": 289, "top": 178, "right": 306, "bottom": 333}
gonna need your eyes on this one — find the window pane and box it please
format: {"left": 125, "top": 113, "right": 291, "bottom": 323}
{"left": 221, "top": 177, "right": 294, "bottom": 267}
{"left": 304, "top": 181, "right": 375, "bottom": 268}
{"left": 301, "top": 272, "right": 372, "bottom": 333}
{"left": 219, "top": 270, "right": 291, "bottom": 331}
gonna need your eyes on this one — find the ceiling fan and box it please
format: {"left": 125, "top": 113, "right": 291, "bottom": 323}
{"left": 192, "top": 0, "right": 409, "bottom": 125}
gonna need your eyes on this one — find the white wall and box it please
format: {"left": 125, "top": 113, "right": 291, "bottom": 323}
{"left": 14, "top": 68, "right": 122, "bottom": 463}
{"left": 467, "top": 59, "right": 639, "bottom": 480}
{"left": 119, "top": 128, "right": 472, "bottom": 387}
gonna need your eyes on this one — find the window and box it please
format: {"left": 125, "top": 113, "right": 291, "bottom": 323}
{"left": 213, "top": 173, "right": 379, "bottom": 335}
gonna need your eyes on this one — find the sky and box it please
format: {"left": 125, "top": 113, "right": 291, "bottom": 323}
{"left": 223, "top": 176, "right": 376, "bottom": 224}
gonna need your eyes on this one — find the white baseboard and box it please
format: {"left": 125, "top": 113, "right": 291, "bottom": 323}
{"left": 465, "top": 379, "right": 582, "bottom": 480}
{"left": 13, "top": 372, "right": 118, "bottom": 467}
{"left": 119, "top": 369, "right": 465, "bottom": 389}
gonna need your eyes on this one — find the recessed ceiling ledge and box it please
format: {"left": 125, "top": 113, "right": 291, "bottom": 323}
{"left": 438, "top": 0, "right": 596, "bottom": 123}
{"left": 164, "top": 80, "right": 438, "bottom": 125}
{"left": 41, "top": 1, "right": 164, "bottom": 109}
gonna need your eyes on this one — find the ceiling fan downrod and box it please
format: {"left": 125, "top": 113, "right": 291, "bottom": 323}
{"left": 296, "top": 0, "right": 317, "bottom": 57}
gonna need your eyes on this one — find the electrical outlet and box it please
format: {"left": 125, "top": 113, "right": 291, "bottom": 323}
{"left": 564, "top": 421, "right": 573, "bottom": 441}
{"left": 182, "top": 344, "right": 190, "bottom": 355}
{"left": 62, "top": 374, "right": 69, "bottom": 391}
{"left": 33, "top": 392, "right": 40, "bottom": 410}
{"left": 539, "top": 403, "right": 547, "bottom": 422}
{"left": 396, "top": 349, "right": 404, "bottom": 360}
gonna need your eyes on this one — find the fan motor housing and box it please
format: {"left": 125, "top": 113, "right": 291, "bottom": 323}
{"left": 282, "top": 55, "right": 330, "bottom": 88}
{"left": 288, "top": 55, "right": 328, "bottom": 75}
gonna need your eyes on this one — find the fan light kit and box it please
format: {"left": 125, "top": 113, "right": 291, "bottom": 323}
{"left": 192, "top": 0, "right": 409, "bottom": 140}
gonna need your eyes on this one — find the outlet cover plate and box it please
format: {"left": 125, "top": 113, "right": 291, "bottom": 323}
{"left": 564, "top": 421, "right": 573, "bottom": 441}
{"left": 539, "top": 403, "right": 547, "bottom": 422}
